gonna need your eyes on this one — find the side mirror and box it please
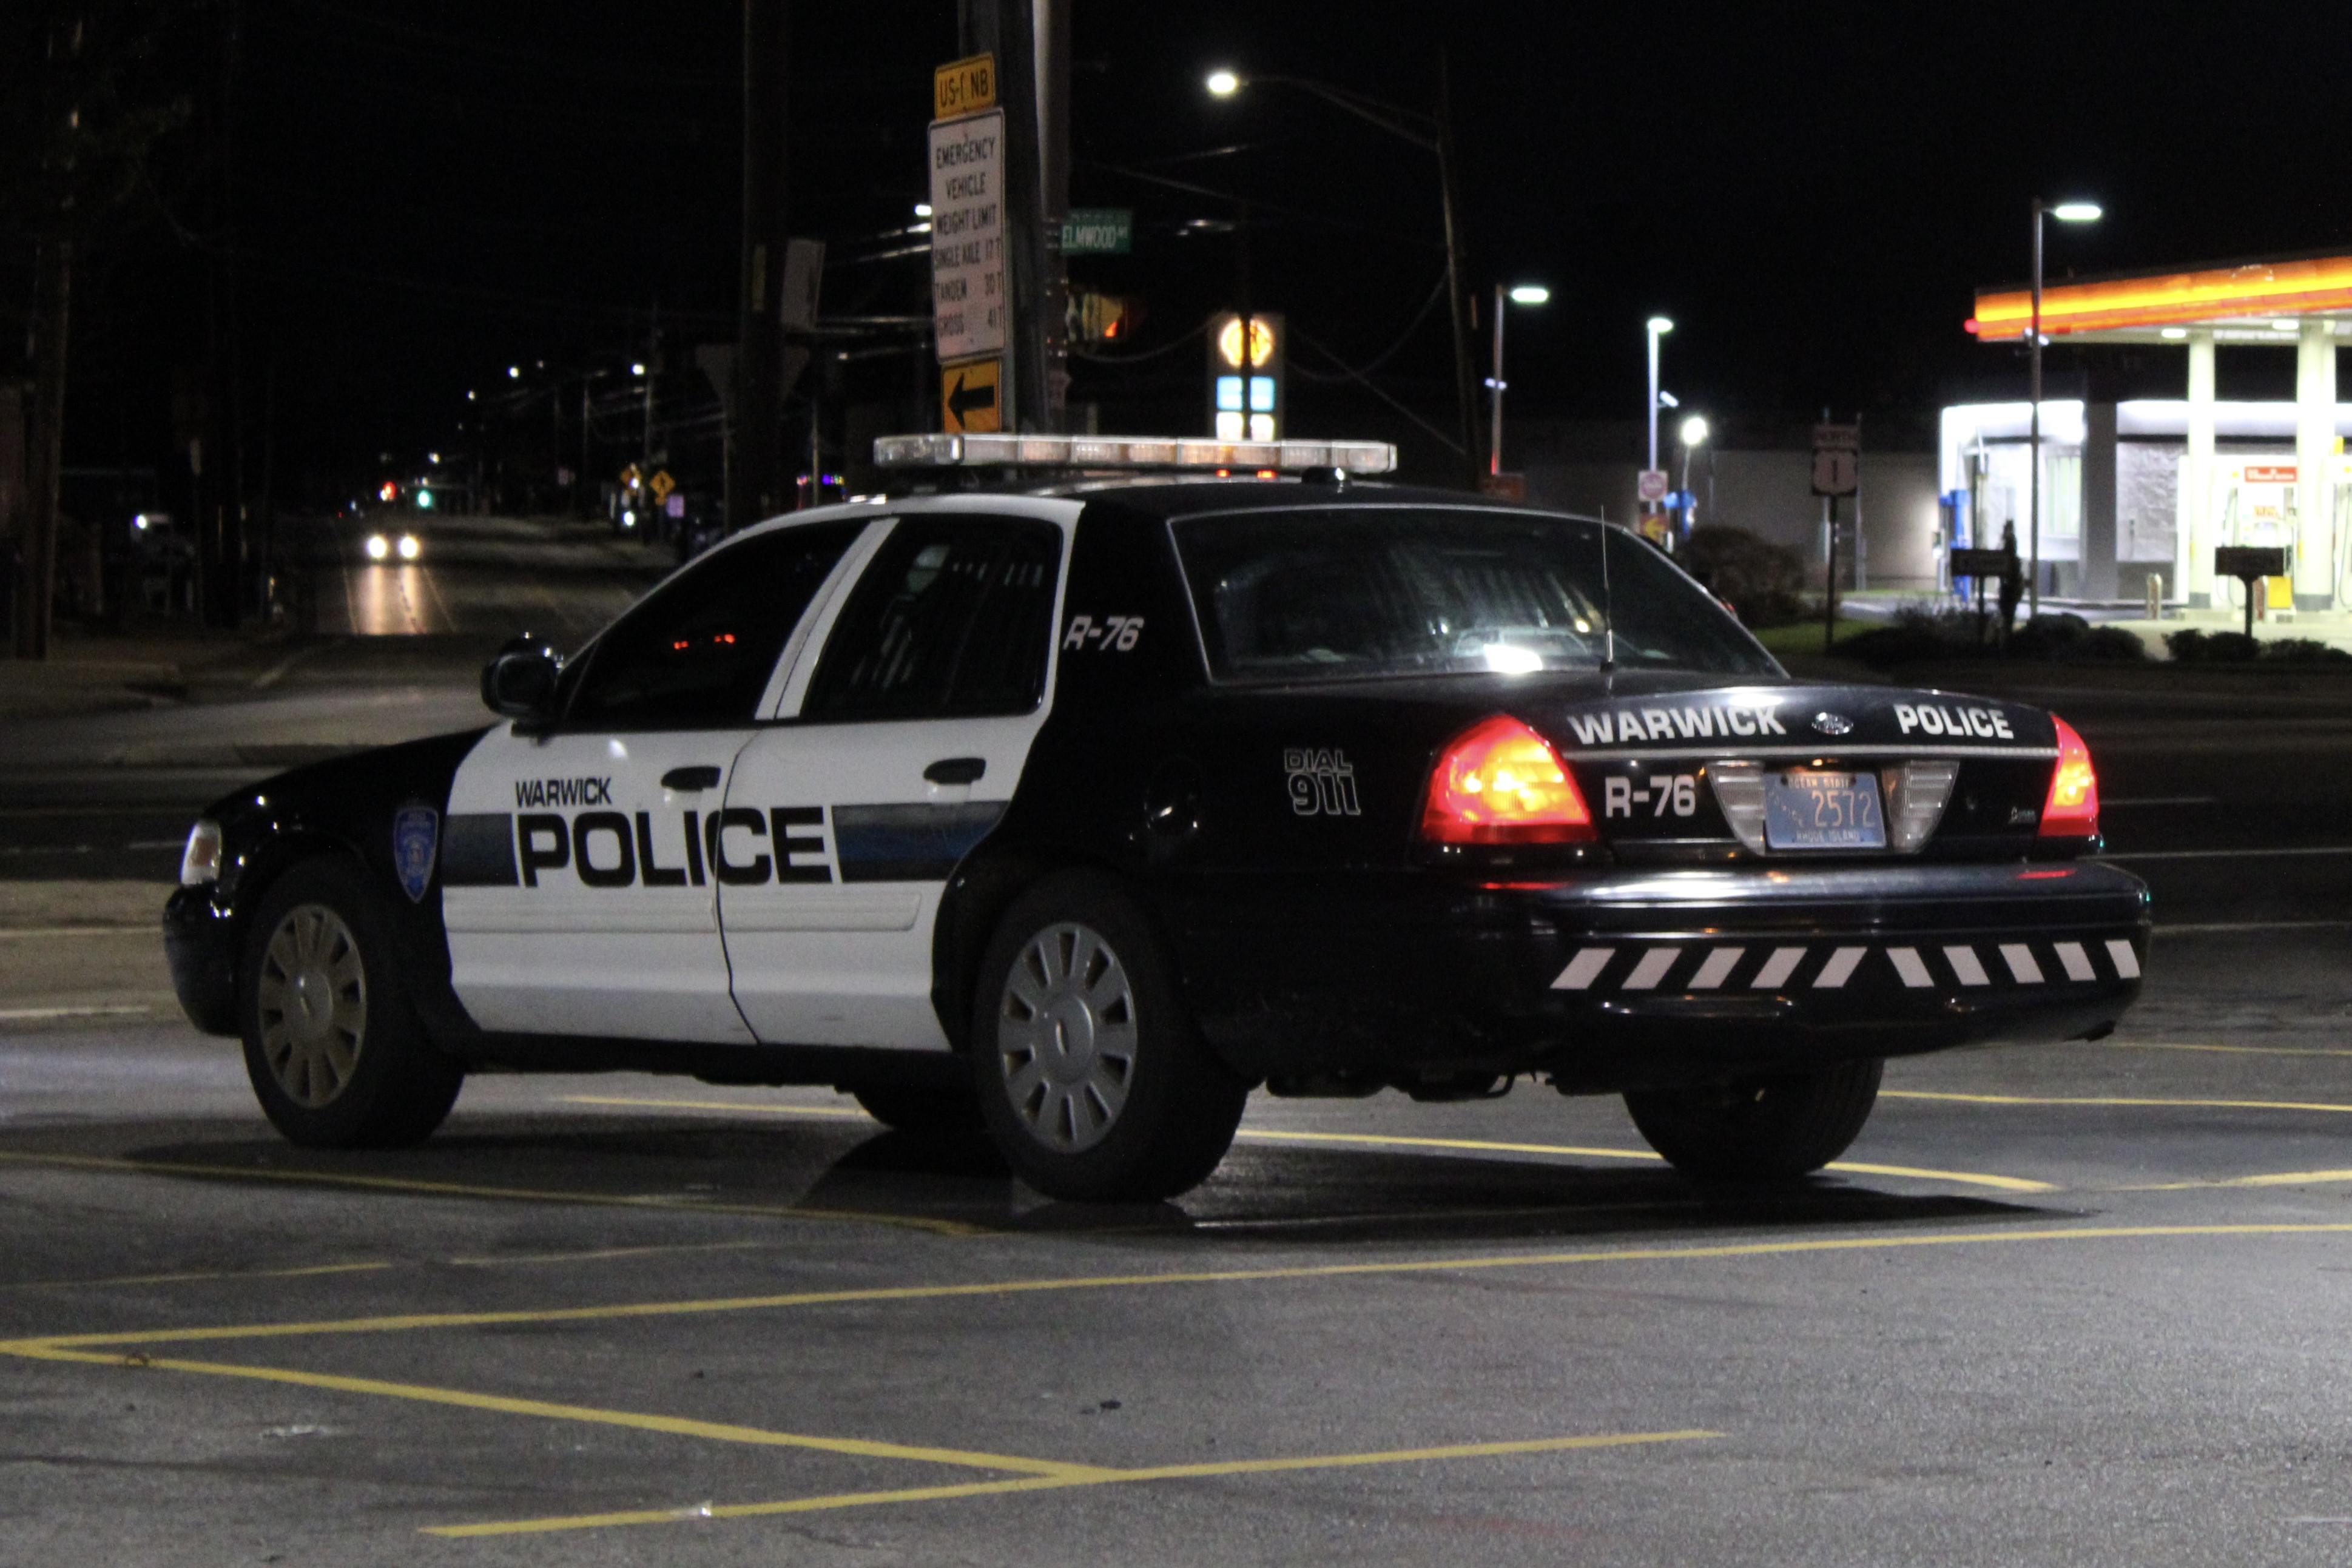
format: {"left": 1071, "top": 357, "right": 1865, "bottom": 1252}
{"left": 482, "top": 634, "right": 562, "bottom": 726}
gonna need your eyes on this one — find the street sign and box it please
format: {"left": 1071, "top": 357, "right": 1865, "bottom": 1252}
{"left": 932, "top": 53, "right": 995, "bottom": 120}
{"left": 1949, "top": 547, "right": 2017, "bottom": 578}
{"left": 1811, "top": 422, "right": 1859, "bottom": 497}
{"left": 649, "top": 469, "right": 675, "bottom": 503}
{"left": 942, "top": 357, "right": 1002, "bottom": 435}
{"left": 929, "top": 109, "right": 1006, "bottom": 364}
{"left": 1062, "top": 208, "right": 1133, "bottom": 255}
{"left": 2215, "top": 545, "right": 2288, "bottom": 580}
{"left": 1637, "top": 468, "right": 1670, "bottom": 503}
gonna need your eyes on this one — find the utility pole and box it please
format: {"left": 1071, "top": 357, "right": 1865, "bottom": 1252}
{"left": 972, "top": 0, "right": 1068, "bottom": 433}
{"left": 729, "top": 0, "right": 789, "bottom": 531}
{"left": 1435, "top": 52, "right": 1478, "bottom": 489}
{"left": 16, "top": 13, "right": 83, "bottom": 660}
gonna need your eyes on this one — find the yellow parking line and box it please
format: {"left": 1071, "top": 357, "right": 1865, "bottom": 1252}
{"left": 424, "top": 1428, "right": 1720, "bottom": 1538}
{"left": 7, "top": 1342, "right": 1108, "bottom": 1479}
{"left": 1230, "top": 1128, "right": 2053, "bottom": 1194}
{"left": 561, "top": 1095, "right": 869, "bottom": 1119}
{"left": 0, "top": 1149, "right": 978, "bottom": 1237}
{"left": 558, "top": 1097, "right": 2052, "bottom": 1194}
{"left": 16, "top": 1222, "right": 2352, "bottom": 1354}
{"left": 0, "top": 1260, "right": 394, "bottom": 1293}
{"left": 2112, "top": 1169, "right": 2352, "bottom": 1193}
{"left": 1883, "top": 1090, "right": 2352, "bottom": 1114}
{"left": 2101, "top": 1040, "right": 2352, "bottom": 1059}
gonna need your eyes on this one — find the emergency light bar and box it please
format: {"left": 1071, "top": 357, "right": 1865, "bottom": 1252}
{"left": 873, "top": 432, "right": 1397, "bottom": 474}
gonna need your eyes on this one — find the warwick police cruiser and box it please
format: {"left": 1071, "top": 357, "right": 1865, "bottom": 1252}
{"left": 164, "top": 433, "right": 2147, "bottom": 1200}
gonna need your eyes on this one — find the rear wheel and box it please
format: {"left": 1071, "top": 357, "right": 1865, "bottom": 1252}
{"left": 1622, "top": 1058, "right": 1883, "bottom": 1181}
{"left": 238, "top": 859, "right": 463, "bottom": 1149}
{"left": 851, "top": 1085, "right": 985, "bottom": 1134}
{"left": 971, "top": 872, "right": 1247, "bottom": 1201}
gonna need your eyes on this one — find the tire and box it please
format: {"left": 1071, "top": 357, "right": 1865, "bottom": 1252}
{"left": 851, "top": 1085, "right": 985, "bottom": 1135}
{"left": 238, "top": 858, "right": 463, "bottom": 1149}
{"left": 1622, "top": 1058, "right": 1884, "bottom": 1182}
{"left": 970, "top": 872, "right": 1247, "bottom": 1201}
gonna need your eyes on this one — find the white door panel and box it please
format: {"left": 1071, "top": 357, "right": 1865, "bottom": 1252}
{"left": 443, "top": 726, "right": 755, "bottom": 1042}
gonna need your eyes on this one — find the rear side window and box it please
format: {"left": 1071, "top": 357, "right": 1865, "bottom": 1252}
{"left": 803, "top": 517, "right": 1063, "bottom": 721}
{"left": 563, "top": 518, "right": 864, "bottom": 730}
{"left": 1171, "top": 506, "right": 1777, "bottom": 684}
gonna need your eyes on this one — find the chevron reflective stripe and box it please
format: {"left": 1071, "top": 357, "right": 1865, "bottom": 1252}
{"left": 1688, "top": 947, "right": 1743, "bottom": 989}
{"left": 1814, "top": 947, "right": 1867, "bottom": 988}
{"left": 1551, "top": 948, "right": 1614, "bottom": 991}
{"left": 1622, "top": 948, "right": 1681, "bottom": 990}
{"left": 1886, "top": 946, "right": 1933, "bottom": 988}
{"left": 1552, "top": 937, "right": 2137, "bottom": 994}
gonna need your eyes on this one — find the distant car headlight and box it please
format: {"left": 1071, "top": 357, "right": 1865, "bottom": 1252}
{"left": 397, "top": 533, "right": 421, "bottom": 560}
{"left": 180, "top": 819, "right": 223, "bottom": 886}
{"left": 365, "top": 533, "right": 390, "bottom": 560}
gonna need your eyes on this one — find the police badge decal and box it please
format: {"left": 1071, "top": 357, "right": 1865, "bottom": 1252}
{"left": 393, "top": 804, "right": 440, "bottom": 903}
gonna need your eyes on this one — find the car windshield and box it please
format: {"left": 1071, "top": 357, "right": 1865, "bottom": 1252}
{"left": 1171, "top": 505, "right": 1780, "bottom": 684}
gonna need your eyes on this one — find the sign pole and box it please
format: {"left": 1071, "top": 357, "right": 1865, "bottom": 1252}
{"left": 1824, "top": 495, "right": 1838, "bottom": 653}
{"left": 729, "top": 0, "right": 790, "bottom": 531}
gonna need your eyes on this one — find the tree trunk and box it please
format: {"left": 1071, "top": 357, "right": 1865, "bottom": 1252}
{"left": 16, "top": 234, "right": 71, "bottom": 661}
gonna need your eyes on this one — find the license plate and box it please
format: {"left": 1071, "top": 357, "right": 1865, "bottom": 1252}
{"left": 1763, "top": 770, "right": 1886, "bottom": 850}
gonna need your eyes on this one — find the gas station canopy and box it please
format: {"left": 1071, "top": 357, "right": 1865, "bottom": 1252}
{"left": 1967, "top": 251, "right": 2352, "bottom": 345}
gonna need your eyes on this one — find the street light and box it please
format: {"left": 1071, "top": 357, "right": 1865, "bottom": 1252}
{"left": 2029, "top": 197, "right": 2102, "bottom": 616}
{"left": 1488, "top": 282, "right": 1549, "bottom": 479}
{"left": 1645, "top": 316, "right": 1674, "bottom": 481}
{"left": 1677, "top": 415, "right": 1709, "bottom": 533}
{"left": 1208, "top": 67, "right": 1479, "bottom": 483}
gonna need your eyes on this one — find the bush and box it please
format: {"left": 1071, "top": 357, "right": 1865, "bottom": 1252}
{"left": 2167, "top": 628, "right": 2352, "bottom": 665}
{"left": 1679, "top": 526, "right": 1807, "bottom": 627}
{"left": 1836, "top": 608, "right": 2149, "bottom": 666}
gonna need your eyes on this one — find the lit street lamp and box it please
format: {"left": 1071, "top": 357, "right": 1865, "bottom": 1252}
{"left": 1677, "top": 414, "right": 1709, "bottom": 531}
{"left": 1207, "top": 66, "right": 1480, "bottom": 483}
{"left": 1645, "top": 315, "right": 1674, "bottom": 488}
{"left": 2029, "top": 198, "right": 2102, "bottom": 615}
{"left": 1488, "top": 283, "right": 1549, "bottom": 479}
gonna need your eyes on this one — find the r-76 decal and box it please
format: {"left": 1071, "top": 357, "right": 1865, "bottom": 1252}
{"left": 1062, "top": 614, "right": 1144, "bottom": 651}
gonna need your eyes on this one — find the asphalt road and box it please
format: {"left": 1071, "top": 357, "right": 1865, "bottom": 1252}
{"left": 5, "top": 659, "right": 2352, "bottom": 1563}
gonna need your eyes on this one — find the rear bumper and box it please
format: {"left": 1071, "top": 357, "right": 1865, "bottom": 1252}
{"left": 163, "top": 884, "right": 240, "bottom": 1036}
{"left": 1168, "top": 859, "right": 2148, "bottom": 1093}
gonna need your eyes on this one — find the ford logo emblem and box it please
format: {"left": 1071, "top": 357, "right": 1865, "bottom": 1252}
{"left": 1811, "top": 711, "right": 1854, "bottom": 736}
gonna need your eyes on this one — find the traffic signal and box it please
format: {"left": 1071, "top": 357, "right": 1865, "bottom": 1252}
{"left": 1207, "top": 311, "right": 1284, "bottom": 441}
{"left": 1070, "top": 291, "right": 1134, "bottom": 343}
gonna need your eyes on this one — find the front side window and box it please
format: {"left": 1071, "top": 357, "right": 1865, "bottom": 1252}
{"left": 563, "top": 518, "right": 865, "bottom": 730}
{"left": 1172, "top": 506, "right": 1779, "bottom": 684}
{"left": 803, "top": 517, "right": 1063, "bottom": 721}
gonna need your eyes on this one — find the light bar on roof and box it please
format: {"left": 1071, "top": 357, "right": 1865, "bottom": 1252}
{"left": 873, "top": 432, "right": 1398, "bottom": 474}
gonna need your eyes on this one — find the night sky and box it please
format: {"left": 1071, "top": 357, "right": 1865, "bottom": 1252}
{"left": 16, "top": 0, "right": 2352, "bottom": 501}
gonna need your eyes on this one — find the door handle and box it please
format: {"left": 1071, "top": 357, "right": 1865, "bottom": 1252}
{"left": 924, "top": 756, "right": 986, "bottom": 786}
{"left": 661, "top": 765, "right": 723, "bottom": 792}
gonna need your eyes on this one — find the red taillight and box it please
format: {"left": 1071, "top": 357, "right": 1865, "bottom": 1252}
{"left": 2039, "top": 715, "right": 2099, "bottom": 838}
{"left": 1421, "top": 716, "right": 1596, "bottom": 844}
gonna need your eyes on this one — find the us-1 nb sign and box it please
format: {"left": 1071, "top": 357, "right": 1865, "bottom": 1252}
{"left": 1811, "top": 422, "right": 1859, "bottom": 497}
{"left": 929, "top": 108, "right": 1005, "bottom": 363}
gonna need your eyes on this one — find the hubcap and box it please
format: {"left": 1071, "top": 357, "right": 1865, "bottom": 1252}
{"left": 255, "top": 903, "right": 367, "bottom": 1108}
{"left": 996, "top": 921, "right": 1136, "bottom": 1153}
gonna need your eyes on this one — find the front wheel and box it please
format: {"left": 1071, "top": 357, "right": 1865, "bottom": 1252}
{"left": 971, "top": 872, "right": 1247, "bottom": 1201}
{"left": 1622, "top": 1058, "right": 1883, "bottom": 1181}
{"left": 238, "top": 859, "right": 463, "bottom": 1149}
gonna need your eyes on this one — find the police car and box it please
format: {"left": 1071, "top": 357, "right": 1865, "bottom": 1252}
{"left": 164, "top": 432, "right": 2147, "bottom": 1201}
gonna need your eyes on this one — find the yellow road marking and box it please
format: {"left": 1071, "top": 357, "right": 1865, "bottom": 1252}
{"left": 423, "top": 1428, "right": 1720, "bottom": 1538}
{"left": 16, "top": 1222, "right": 2352, "bottom": 1355}
{"left": 1884, "top": 1090, "right": 2352, "bottom": 1115}
{"left": 0, "top": 1260, "right": 394, "bottom": 1293}
{"left": 2101, "top": 1040, "right": 2352, "bottom": 1060}
{"left": 7, "top": 1342, "right": 1107, "bottom": 1479}
{"left": 0, "top": 1149, "right": 977, "bottom": 1237}
{"left": 559, "top": 1096, "right": 2055, "bottom": 1194}
{"left": 2112, "top": 1169, "right": 2352, "bottom": 1193}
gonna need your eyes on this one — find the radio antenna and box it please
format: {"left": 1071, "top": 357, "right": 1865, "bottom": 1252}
{"left": 1599, "top": 520, "right": 1617, "bottom": 692}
